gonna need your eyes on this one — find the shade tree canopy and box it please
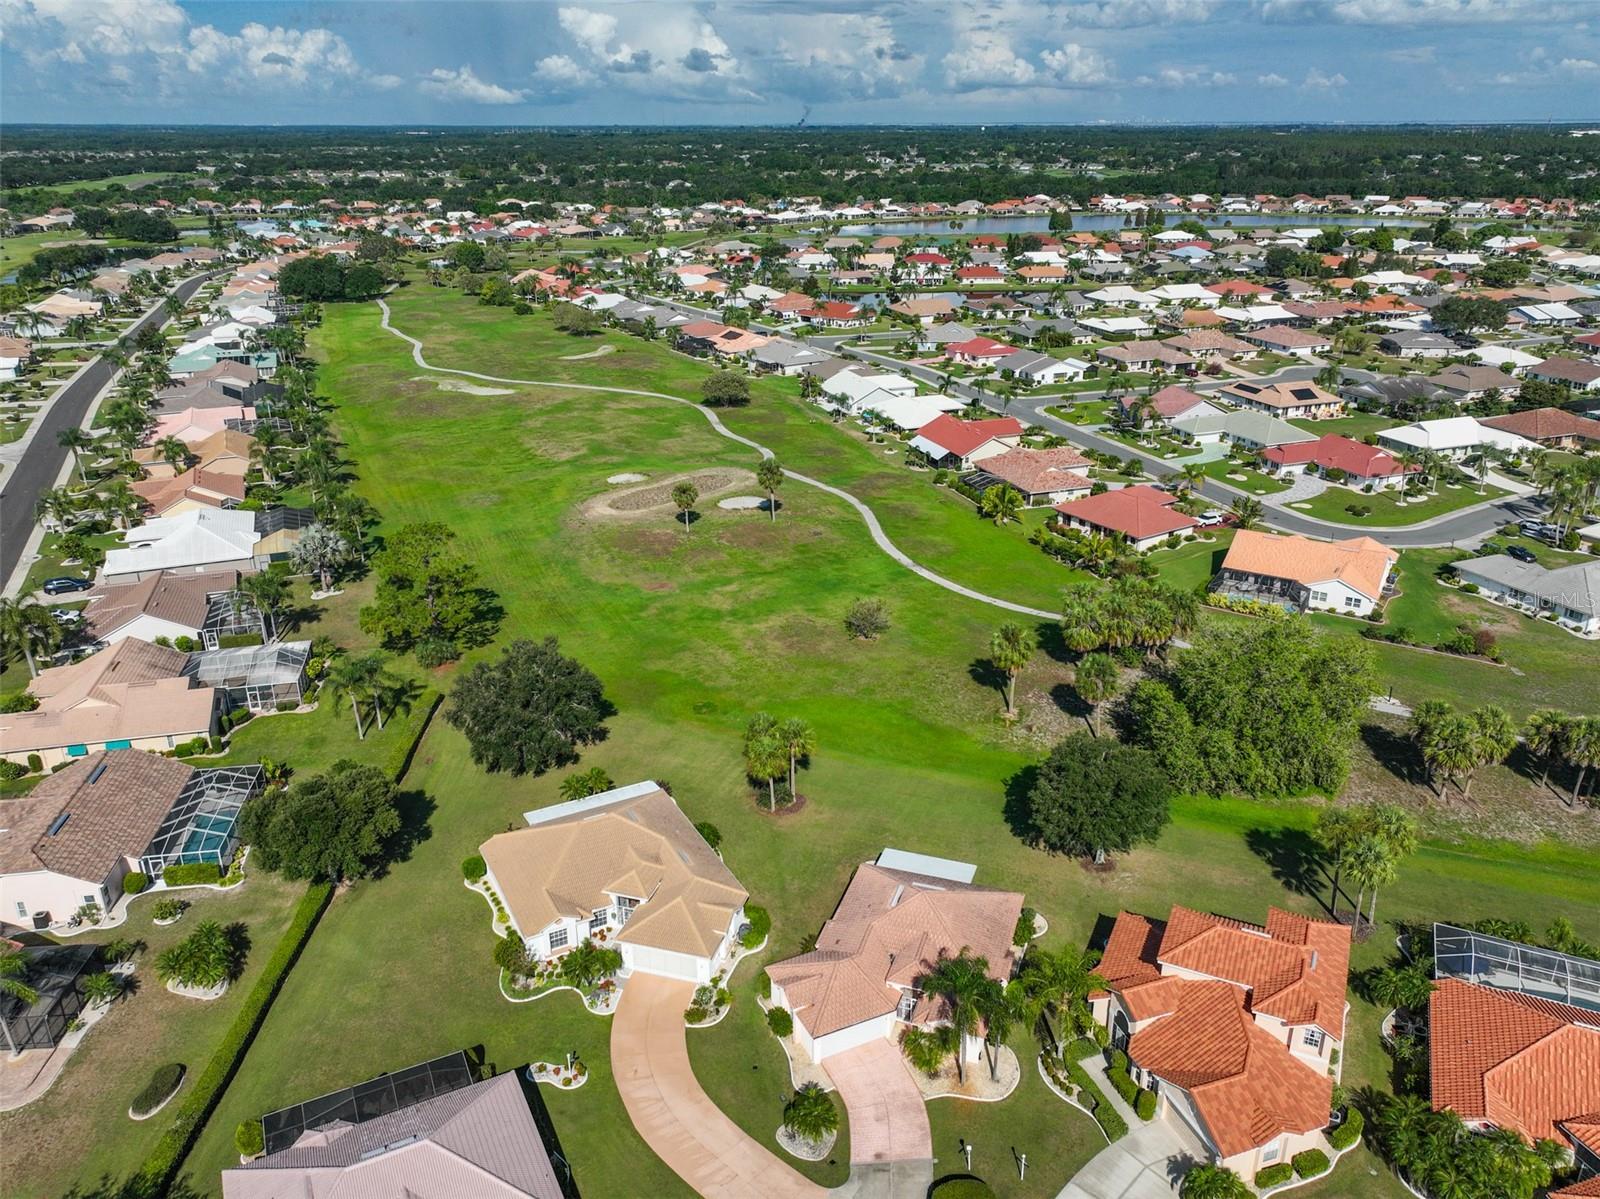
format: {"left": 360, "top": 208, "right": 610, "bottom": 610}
{"left": 239, "top": 760, "right": 403, "bottom": 883}
{"left": 444, "top": 637, "right": 610, "bottom": 776}
{"left": 1018, "top": 732, "right": 1172, "bottom": 864}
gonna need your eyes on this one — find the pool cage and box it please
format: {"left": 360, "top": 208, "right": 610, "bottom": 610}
{"left": 182, "top": 641, "right": 309, "bottom": 711}
{"left": 0, "top": 944, "right": 95, "bottom": 1054}
{"left": 259, "top": 1051, "right": 477, "bottom": 1155}
{"left": 1433, "top": 922, "right": 1600, "bottom": 1013}
{"left": 200, "top": 589, "right": 263, "bottom": 649}
{"left": 137, "top": 764, "right": 263, "bottom": 877}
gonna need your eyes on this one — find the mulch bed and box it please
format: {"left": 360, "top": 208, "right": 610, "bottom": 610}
{"left": 751, "top": 791, "right": 809, "bottom": 818}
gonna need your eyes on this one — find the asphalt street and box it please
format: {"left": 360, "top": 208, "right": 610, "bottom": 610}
{"left": 0, "top": 273, "right": 212, "bottom": 588}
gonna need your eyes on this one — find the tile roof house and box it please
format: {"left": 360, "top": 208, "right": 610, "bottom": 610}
{"left": 1117, "top": 385, "right": 1223, "bottom": 425}
{"left": 944, "top": 336, "right": 1017, "bottom": 366}
{"left": 1053, "top": 485, "right": 1199, "bottom": 550}
{"left": 1214, "top": 530, "right": 1397, "bottom": 616}
{"left": 676, "top": 319, "right": 771, "bottom": 358}
{"left": 1219, "top": 380, "right": 1343, "bottom": 421}
{"left": 129, "top": 466, "right": 248, "bottom": 518}
{"left": 972, "top": 447, "right": 1094, "bottom": 506}
{"left": 222, "top": 1070, "right": 566, "bottom": 1199}
{"left": 766, "top": 854, "right": 1023, "bottom": 1064}
{"left": 82, "top": 568, "right": 248, "bottom": 648}
{"left": 1428, "top": 977, "right": 1600, "bottom": 1170}
{"left": 1240, "top": 326, "right": 1333, "bottom": 357}
{"left": 1529, "top": 357, "right": 1600, "bottom": 392}
{"left": 908, "top": 415, "right": 1024, "bottom": 470}
{"left": 1480, "top": 407, "right": 1600, "bottom": 449}
{"left": 1091, "top": 905, "right": 1350, "bottom": 1177}
{"left": 0, "top": 639, "right": 220, "bottom": 770}
{"left": 1260, "top": 434, "right": 1417, "bottom": 490}
{"left": 480, "top": 781, "right": 747, "bottom": 984}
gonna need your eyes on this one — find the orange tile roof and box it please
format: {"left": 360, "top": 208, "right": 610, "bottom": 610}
{"left": 1221, "top": 529, "right": 1397, "bottom": 604}
{"left": 978, "top": 447, "right": 1093, "bottom": 497}
{"left": 1429, "top": 978, "right": 1600, "bottom": 1146}
{"left": 1095, "top": 910, "right": 1165, "bottom": 994}
{"left": 1552, "top": 1177, "right": 1600, "bottom": 1199}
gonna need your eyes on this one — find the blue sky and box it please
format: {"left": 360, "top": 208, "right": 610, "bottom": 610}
{"left": 2, "top": 0, "right": 1597, "bottom": 126}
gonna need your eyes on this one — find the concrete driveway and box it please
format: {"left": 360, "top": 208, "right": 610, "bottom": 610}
{"left": 823, "top": 1039, "right": 932, "bottom": 1166}
{"left": 1056, "top": 1115, "right": 1208, "bottom": 1199}
{"left": 612, "top": 973, "right": 827, "bottom": 1199}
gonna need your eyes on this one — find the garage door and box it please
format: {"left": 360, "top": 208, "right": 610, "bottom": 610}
{"left": 626, "top": 944, "right": 702, "bottom": 981}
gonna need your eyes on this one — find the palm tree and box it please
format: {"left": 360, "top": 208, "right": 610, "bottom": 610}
{"left": 756, "top": 457, "right": 784, "bottom": 522}
{"left": 1345, "top": 834, "right": 1398, "bottom": 931}
{"left": 1421, "top": 711, "right": 1477, "bottom": 797}
{"left": 1012, "top": 944, "right": 1105, "bottom": 1055}
{"left": 323, "top": 656, "right": 372, "bottom": 740}
{"left": 743, "top": 713, "right": 785, "bottom": 810}
{"left": 973, "top": 977, "right": 1018, "bottom": 1082}
{"left": 990, "top": 622, "right": 1036, "bottom": 718}
{"left": 349, "top": 651, "right": 398, "bottom": 730}
{"left": 82, "top": 971, "right": 123, "bottom": 1009}
{"left": 781, "top": 1084, "right": 840, "bottom": 1144}
{"left": 1178, "top": 1164, "right": 1250, "bottom": 1199}
{"left": 98, "top": 479, "right": 142, "bottom": 531}
{"left": 1178, "top": 462, "right": 1205, "bottom": 495}
{"left": 672, "top": 481, "right": 698, "bottom": 531}
{"left": 979, "top": 483, "right": 1023, "bottom": 526}
{"left": 1465, "top": 704, "right": 1518, "bottom": 798}
{"left": 1228, "top": 496, "right": 1264, "bottom": 530}
{"left": 776, "top": 717, "right": 816, "bottom": 799}
{"left": 0, "top": 948, "right": 38, "bottom": 1008}
{"left": 919, "top": 949, "right": 991, "bottom": 1084}
{"left": 34, "top": 486, "right": 77, "bottom": 533}
{"left": 250, "top": 425, "right": 291, "bottom": 486}
{"left": 155, "top": 435, "right": 191, "bottom": 476}
{"left": 57, "top": 427, "right": 95, "bottom": 482}
{"left": 1073, "top": 652, "right": 1119, "bottom": 736}
{"left": 0, "top": 598, "right": 60, "bottom": 678}
{"left": 1565, "top": 716, "right": 1600, "bottom": 808}
{"left": 237, "top": 572, "right": 290, "bottom": 642}
{"left": 1316, "top": 806, "right": 1362, "bottom": 915}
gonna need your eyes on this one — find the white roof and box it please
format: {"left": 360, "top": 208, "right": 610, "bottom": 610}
{"left": 1465, "top": 346, "right": 1540, "bottom": 369}
{"left": 1378, "top": 416, "right": 1536, "bottom": 454}
{"left": 1148, "top": 283, "right": 1220, "bottom": 303}
{"left": 1216, "top": 304, "right": 1295, "bottom": 323}
{"left": 1086, "top": 286, "right": 1154, "bottom": 306}
{"left": 875, "top": 848, "right": 977, "bottom": 884}
{"left": 1079, "top": 316, "right": 1152, "bottom": 335}
{"left": 863, "top": 393, "right": 963, "bottom": 431}
{"left": 1512, "top": 302, "right": 1581, "bottom": 321}
{"left": 523, "top": 779, "right": 661, "bottom": 827}
{"left": 740, "top": 284, "right": 786, "bottom": 301}
{"left": 822, "top": 369, "right": 917, "bottom": 402}
{"left": 104, "top": 509, "right": 258, "bottom": 577}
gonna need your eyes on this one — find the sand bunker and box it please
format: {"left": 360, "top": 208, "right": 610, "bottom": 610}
{"left": 717, "top": 495, "right": 767, "bottom": 510}
{"left": 607, "top": 472, "right": 648, "bottom": 484}
{"left": 561, "top": 344, "right": 616, "bottom": 361}
{"left": 583, "top": 469, "right": 754, "bottom": 518}
{"left": 412, "top": 375, "right": 515, "bottom": 396}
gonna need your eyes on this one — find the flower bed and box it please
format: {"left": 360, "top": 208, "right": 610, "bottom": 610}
{"left": 776, "top": 1124, "right": 836, "bottom": 1161}
{"left": 527, "top": 1061, "right": 589, "bottom": 1090}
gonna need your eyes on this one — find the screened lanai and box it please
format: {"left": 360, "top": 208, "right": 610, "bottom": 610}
{"left": 1433, "top": 922, "right": 1600, "bottom": 1013}
{"left": 137, "top": 764, "right": 263, "bottom": 876}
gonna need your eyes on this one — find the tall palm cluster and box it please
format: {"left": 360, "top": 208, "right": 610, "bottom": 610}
{"left": 741, "top": 712, "right": 816, "bottom": 810}
{"left": 1530, "top": 451, "right": 1600, "bottom": 541}
{"left": 1369, "top": 1092, "right": 1566, "bottom": 1199}
{"left": 1316, "top": 801, "right": 1419, "bottom": 931}
{"left": 1412, "top": 701, "right": 1598, "bottom": 808}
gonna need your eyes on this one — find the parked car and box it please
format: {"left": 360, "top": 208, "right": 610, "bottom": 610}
{"left": 41, "top": 576, "right": 92, "bottom": 595}
{"left": 1196, "top": 510, "right": 1225, "bottom": 527}
{"left": 1507, "top": 544, "right": 1538, "bottom": 563}
{"left": 1519, "top": 519, "right": 1553, "bottom": 538}
{"left": 49, "top": 608, "right": 83, "bottom": 623}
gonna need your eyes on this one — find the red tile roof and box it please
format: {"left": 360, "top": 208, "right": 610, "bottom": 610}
{"left": 1261, "top": 434, "right": 1414, "bottom": 480}
{"left": 1552, "top": 1177, "right": 1600, "bottom": 1199}
{"left": 1054, "top": 485, "right": 1198, "bottom": 540}
{"left": 1207, "top": 280, "right": 1275, "bottom": 297}
{"left": 912, "top": 414, "right": 1024, "bottom": 458}
{"left": 1117, "top": 385, "right": 1209, "bottom": 419}
{"left": 945, "top": 336, "right": 1016, "bottom": 359}
{"left": 1429, "top": 978, "right": 1600, "bottom": 1145}
{"left": 1480, "top": 407, "right": 1600, "bottom": 443}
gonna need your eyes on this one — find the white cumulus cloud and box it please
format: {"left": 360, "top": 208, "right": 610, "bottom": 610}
{"left": 1040, "top": 43, "right": 1116, "bottom": 86}
{"left": 1301, "top": 66, "right": 1349, "bottom": 88}
{"left": 419, "top": 65, "right": 526, "bottom": 105}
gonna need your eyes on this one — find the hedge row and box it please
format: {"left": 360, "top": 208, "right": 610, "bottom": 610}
{"left": 133, "top": 881, "right": 333, "bottom": 1196}
{"left": 1328, "top": 1106, "right": 1364, "bottom": 1151}
{"left": 162, "top": 863, "right": 222, "bottom": 887}
{"left": 1292, "top": 1149, "right": 1330, "bottom": 1179}
{"left": 1061, "top": 1056, "right": 1129, "bottom": 1141}
{"left": 383, "top": 691, "right": 441, "bottom": 782}
{"left": 1255, "top": 1163, "right": 1293, "bottom": 1189}
{"left": 130, "top": 1063, "right": 186, "bottom": 1117}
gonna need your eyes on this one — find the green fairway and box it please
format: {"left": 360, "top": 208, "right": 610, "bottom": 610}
{"left": 162, "top": 293, "right": 1600, "bottom": 1199}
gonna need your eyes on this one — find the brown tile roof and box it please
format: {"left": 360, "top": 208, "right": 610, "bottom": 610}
{"left": 1221, "top": 530, "right": 1396, "bottom": 604}
{"left": 1429, "top": 977, "right": 1600, "bottom": 1145}
{"left": 978, "top": 447, "right": 1093, "bottom": 497}
{"left": 0, "top": 751, "right": 192, "bottom": 883}
{"left": 1055, "top": 485, "right": 1199, "bottom": 541}
{"left": 1117, "top": 385, "right": 1211, "bottom": 419}
{"left": 83, "top": 569, "right": 243, "bottom": 641}
{"left": 1127, "top": 978, "right": 1333, "bottom": 1158}
{"left": 766, "top": 863, "right": 1022, "bottom": 1039}
{"left": 1531, "top": 357, "right": 1600, "bottom": 386}
{"left": 480, "top": 787, "right": 746, "bottom": 959}
{"left": 1552, "top": 1176, "right": 1600, "bottom": 1199}
{"left": 1480, "top": 407, "right": 1600, "bottom": 443}
{"left": 1164, "top": 330, "right": 1255, "bottom": 356}
{"left": 130, "top": 467, "right": 248, "bottom": 516}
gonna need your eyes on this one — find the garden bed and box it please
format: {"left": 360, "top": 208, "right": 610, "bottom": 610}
{"left": 776, "top": 1125, "right": 837, "bottom": 1161}
{"left": 527, "top": 1061, "right": 590, "bottom": 1090}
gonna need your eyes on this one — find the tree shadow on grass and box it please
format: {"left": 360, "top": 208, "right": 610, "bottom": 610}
{"left": 1002, "top": 763, "right": 1041, "bottom": 844}
{"left": 1243, "top": 826, "right": 1333, "bottom": 915}
{"left": 1360, "top": 721, "right": 1425, "bottom": 787}
{"left": 968, "top": 656, "right": 1007, "bottom": 705}
{"left": 224, "top": 921, "right": 252, "bottom": 983}
{"left": 1050, "top": 682, "right": 1092, "bottom": 727}
{"left": 1036, "top": 620, "right": 1073, "bottom": 665}
{"left": 380, "top": 787, "right": 436, "bottom": 874}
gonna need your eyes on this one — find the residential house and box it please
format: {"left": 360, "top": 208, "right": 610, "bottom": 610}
{"left": 1511, "top": 301, "right": 1583, "bottom": 326}
{"left": 917, "top": 322, "right": 982, "bottom": 352}
{"left": 1080, "top": 316, "right": 1154, "bottom": 337}
{"left": 0, "top": 640, "right": 219, "bottom": 769}
{"left": 153, "top": 406, "right": 255, "bottom": 447}
{"left": 0, "top": 336, "right": 33, "bottom": 382}
{"left": 1242, "top": 327, "right": 1333, "bottom": 358}
{"left": 995, "top": 349, "right": 1088, "bottom": 386}
{"left": 1480, "top": 407, "right": 1600, "bottom": 449}
{"left": 1377, "top": 416, "right": 1536, "bottom": 461}
{"left": 908, "top": 414, "right": 1024, "bottom": 470}
{"left": 480, "top": 781, "right": 747, "bottom": 983}
{"left": 766, "top": 851, "right": 1022, "bottom": 1065}
{"left": 1379, "top": 332, "right": 1459, "bottom": 360}
{"left": 676, "top": 320, "right": 770, "bottom": 359}
{"left": 1097, "top": 341, "right": 1196, "bottom": 372}
{"left": 748, "top": 342, "right": 830, "bottom": 376}
{"left": 1163, "top": 330, "right": 1255, "bottom": 360}
{"left": 889, "top": 297, "right": 956, "bottom": 325}
{"left": 102, "top": 508, "right": 308, "bottom": 584}
{"left": 1213, "top": 530, "right": 1396, "bottom": 616}
{"left": 1463, "top": 346, "right": 1540, "bottom": 374}
{"left": 1341, "top": 376, "right": 1454, "bottom": 413}
{"left": 971, "top": 447, "right": 1094, "bottom": 506}
{"left": 1432, "top": 365, "right": 1521, "bottom": 404}
{"left": 1090, "top": 905, "right": 1350, "bottom": 1179}
{"left": 944, "top": 336, "right": 1016, "bottom": 367}
{"left": 1170, "top": 410, "right": 1319, "bottom": 452}
{"left": 134, "top": 428, "right": 255, "bottom": 482}
{"left": 1218, "top": 380, "right": 1343, "bottom": 421}
{"left": 1530, "top": 357, "right": 1600, "bottom": 393}
{"left": 819, "top": 367, "right": 918, "bottom": 414}
{"left": 81, "top": 569, "right": 251, "bottom": 648}
{"left": 129, "top": 467, "right": 247, "bottom": 518}
{"left": 1117, "top": 385, "right": 1223, "bottom": 427}
{"left": 801, "top": 301, "right": 869, "bottom": 329}
{"left": 1260, "top": 435, "right": 1417, "bottom": 490}
{"left": 1448, "top": 556, "right": 1600, "bottom": 636}
{"left": 0, "top": 752, "right": 263, "bottom": 930}
{"left": 1054, "top": 485, "right": 1199, "bottom": 550}
{"left": 221, "top": 1069, "right": 567, "bottom": 1199}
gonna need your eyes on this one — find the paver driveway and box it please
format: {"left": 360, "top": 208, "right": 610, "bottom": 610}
{"left": 1056, "top": 1115, "right": 1209, "bottom": 1199}
{"left": 612, "top": 972, "right": 827, "bottom": 1199}
{"left": 821, "top": 1040, "right": 932, "bottom": 1166}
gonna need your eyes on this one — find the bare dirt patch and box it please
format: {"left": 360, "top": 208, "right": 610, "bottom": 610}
{"left": 581, "top": 469, "right": 755, "bottom": 519}
{"left": 561, "top": 344, "right": 616, "bottom": 361}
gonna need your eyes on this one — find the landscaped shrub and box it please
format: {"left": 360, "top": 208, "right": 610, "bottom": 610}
{"left": 27, "top": 753, "right": 43, "bottom": 773}
{"left": 461, "top": 854, "right": 487, "bottom": 881}
{"left": 1291, "top": 1149, "right": 1330, "bottom": 1179}
{"left": 757, "top": 971, "right": 771, "bottom": 999}
{"left": 1013, "top": 907, "right": 1038, "bottom": 946}
{"left": 1328, "top": 1105, "right": 1364, "bottom": 1151}
{"left": 493, "top": 931, "right": 529, "bottom": 975}
{"left": 0, "top": 760, "right": 28, "bottom": 781}
{"left": 695, "top": 821, "right": 722, "bottom": 851}
{"left": 844, "top": 597, "right": 891, "bottom": 640}
{"left": 382, "top": 691, "right": 441, "bottom": 782}
{"left": 1134, "top": 1089, "right": 1158, "bottom": 1120}
{"left": 741, "top": 904, "right": 771, "bottom": 949}
{"left": 122, "top": 872, "right": 149, "bottom": 895}
{"left": 1255, "top": 1163, "right": 1293, "bottom": 1188}
{"left": 1062, "top": 1056, "right": 1127, "bottom": 1141}
{"left": 415, "top": 636, "right": 459, "bottom": 668}
{"left": 135, "top": 883, "right": 332, "bottom": 1195}
{"left": 684, "top": 1005, "right": 708, "bottom": 1023}
{"left": 155, "top": 920, "right": 242, "bottom": 990}
{"left": 163, "top": 862, "right": 222, "bottom": 887}
{"left": 235, "top": 1119, "right": 265, "bottom": 1158}
{"left": 1106, "top": 1064, "right": 1140, "bottom": 1107}
{"left": 152, "top": 897, "right": 186, "bottom": 923}
{"left": 130, "top": 1063, "right": 185, "bottom": 1117}
{"left": 766, "top": 1006, "right": 793, "bottom": 1037}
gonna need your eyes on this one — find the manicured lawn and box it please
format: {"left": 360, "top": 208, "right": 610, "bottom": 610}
{"left": 1148, "top": 530, "right": 1234, "bottom": 590}
{"left": 1290, "top": 412, "right": 1395, "bottom": 441}
{"left": 157, "top": 292, "right": 1600, "bottom": 1198}
{"left": 1101, "top": 429, "right": 1203, "bottom": 458}
{"left": 0, "top": 874, "right": 309, "bottom": 1199}
{"left": 1287, "top": 482, "right": 1508, "bottom": 526}
{"left": 1200, "top": 457, "right": 1291, "bottom": 493}
{"left": 1044, "top": 399, "right": 1113, "bottom": 426}
{"left": 0, "top": 231, "right": 139, "bottom": 277}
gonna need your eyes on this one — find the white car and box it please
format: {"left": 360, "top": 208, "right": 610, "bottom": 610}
{"left": 1196, "top": 511, "right": 1225, "bottom": 527}
{"left": 50, "top": 608, "right": 84, "bottom": 623}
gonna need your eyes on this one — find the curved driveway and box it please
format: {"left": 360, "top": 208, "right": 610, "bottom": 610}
{"left": 376, "top": 298, "right": 1057, "bottom": 620}
{"left": 611, "top": 973, "right": 827, "bottom": 1199}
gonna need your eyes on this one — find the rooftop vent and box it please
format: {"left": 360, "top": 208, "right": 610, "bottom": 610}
{"left": 889, "top": 885, "right": 905, "bottom": 907}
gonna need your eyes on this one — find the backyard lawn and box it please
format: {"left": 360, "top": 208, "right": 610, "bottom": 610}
{"left": 1147, "top": 530, "right": 1233, "bottom": 590}
{"left": 1286, "top": 481, "right": 1508, "bottom": 526}
{"left": 169, "top": 292, "right": 1600, "bottom": 1199}
{"left": 1200, "top": 457, "right": 1292, "bottom": 493}
{"left": 1290, "top": 411, "right": 1396, "bottom": 441}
